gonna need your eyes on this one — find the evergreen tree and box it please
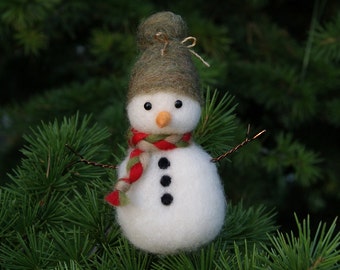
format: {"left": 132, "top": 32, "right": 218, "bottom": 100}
{"left": 0, "top": 0, "right": 339, "bottom": 268}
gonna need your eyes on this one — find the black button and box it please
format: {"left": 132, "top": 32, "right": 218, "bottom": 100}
{"left": 161, "top": 193, "right": 173, "bottom": 206}
{"left": 158, "top": 157, "right": 170, "bottom": 169}
{"left": 160, "top": 175, "right": 171, "bottom": 187}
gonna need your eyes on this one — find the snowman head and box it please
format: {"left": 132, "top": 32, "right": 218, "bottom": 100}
{"left": 126, "top": 12, "right": 204, "bottom": 134}
{"left": 127, "top": 90, "right": 201, "bottom": 134}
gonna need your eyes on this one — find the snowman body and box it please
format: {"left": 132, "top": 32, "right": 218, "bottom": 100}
{"left": 105, "top": 11, "right": 228, "bottom": 254}
{"left": 112, "top": 92, "right": 226, "bottom": 254}
{"left": 116, "top": 143, "right": 226, "bottom": 254}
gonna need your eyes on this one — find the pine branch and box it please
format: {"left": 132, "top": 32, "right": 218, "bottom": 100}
{"left": 153, "top": 242, "right": 219, "bottom": 270}
{"left": 195, "top": 88, "right": 237, "bottom": 156}
{"left": 0, "top": 227, "right": 56, "bottom": 269}
{"left": 222, "top": 202, "right": 278, "bottom": 249}
{"left": 53, "top": 260, "right": 82, "bottom": 270}
{"left": 301, "top": 0, "right": 327, "bottom": 80}
{"left": 313, "top": 13, "right": 340, "bottom": 62}
{"left": 217, "top": 241, "right": 261, "bottom": 270}
{"left": 0, "top": 189, "right": 18, "bottom": 238}
{"left": 106, "top": 238, "right": 153, "bottom": 270}
{"left": 260, "top": 214, "right": 340, "bottom": 269}
{"left": 263, "top": 132, "right": 322, "bottom": 186}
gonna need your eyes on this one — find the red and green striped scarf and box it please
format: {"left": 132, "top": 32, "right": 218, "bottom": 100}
{"left": 105, "top": 128, "right": 191, "bottom": 206}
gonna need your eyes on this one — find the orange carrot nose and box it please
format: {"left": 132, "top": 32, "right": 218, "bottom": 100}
{"left": 156, "top": 111, "right": 171, "bottom": 128}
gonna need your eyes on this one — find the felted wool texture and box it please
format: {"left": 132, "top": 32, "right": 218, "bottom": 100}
{"left": 127, "top": 11, "right": 202, "bottom": 104}
{"left": 106, "top": 92, "right": 200, "bottom": 206}
{"left": 127, "top": 92, "right": 201, "bottom": 134}
{"left": 114, "top": 11, "right": 226, "bottom": 254}
{"left": 136, "top": 11, "right": 188, "bottom": 51}
{"left": 116, "top": 144, "right": 226, "bottom": 254}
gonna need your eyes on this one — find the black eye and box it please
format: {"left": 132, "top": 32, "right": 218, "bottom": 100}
{"left": 144, "top": 102, "right": 152, "bottom": 110}
{"left": 174, "top": 100, "right": 182, "bottom": 108}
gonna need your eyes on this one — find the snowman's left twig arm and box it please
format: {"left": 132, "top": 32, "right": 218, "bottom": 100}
{"left": 211, "top": 126, "right": 266, "bottom": 163}
{"left": 65, "top": 144, "right": 118, "bottom": 169}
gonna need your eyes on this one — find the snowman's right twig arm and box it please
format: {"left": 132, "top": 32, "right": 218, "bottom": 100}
{"left": 211, "top": 125, "right": 266, "bottom": 163}
{"left": 65, "top": 144, "right": 118, "bottom": 169}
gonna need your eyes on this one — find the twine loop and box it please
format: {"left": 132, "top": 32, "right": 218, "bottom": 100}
{"left": 155, "top": 32, "right": 169, "bottom": 56}
{"left": 181, "top": 36, "right": 196, "bottom": 48}
{"left": 153, "top": 32, "right": 210, "bottom": 67}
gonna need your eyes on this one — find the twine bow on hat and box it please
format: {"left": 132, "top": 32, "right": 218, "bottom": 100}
{"left": 154, "top": 31, "right": 210, "bottom": 67}
{"left": 181, "top": 36, "right": 210, "bottom": 67}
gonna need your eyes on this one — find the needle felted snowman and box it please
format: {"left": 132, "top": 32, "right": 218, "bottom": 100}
{"left": 105, "top": 11, "right": 226, "bottom": 254}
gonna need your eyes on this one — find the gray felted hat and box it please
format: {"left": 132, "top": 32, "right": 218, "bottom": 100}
{"left": 127, "top": 12, "right": 202, "bottom": 104}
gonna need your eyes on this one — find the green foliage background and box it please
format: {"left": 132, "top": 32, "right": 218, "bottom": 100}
{"left": 0, "top": 0, "right": 339, "bottom": 268}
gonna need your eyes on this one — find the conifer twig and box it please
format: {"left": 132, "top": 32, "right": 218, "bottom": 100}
{"left": 46, "top": 148, "right": 51, "bottom": 178}
{"left": 65, "top": 144, "right": 118, "bottom": 169}
{"left": 211, "top": 125, "right": 266, "bottom": 163}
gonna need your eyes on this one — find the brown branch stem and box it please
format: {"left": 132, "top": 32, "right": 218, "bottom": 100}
{"left": 65, "top": 144, "right": 118, "bottom": 169}
{"left": 211, "top": 126, "right": 266, "bottom": 163}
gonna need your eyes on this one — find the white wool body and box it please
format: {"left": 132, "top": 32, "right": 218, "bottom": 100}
{"left": 116, "top": 144, "right": 226, "bottom": 254}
